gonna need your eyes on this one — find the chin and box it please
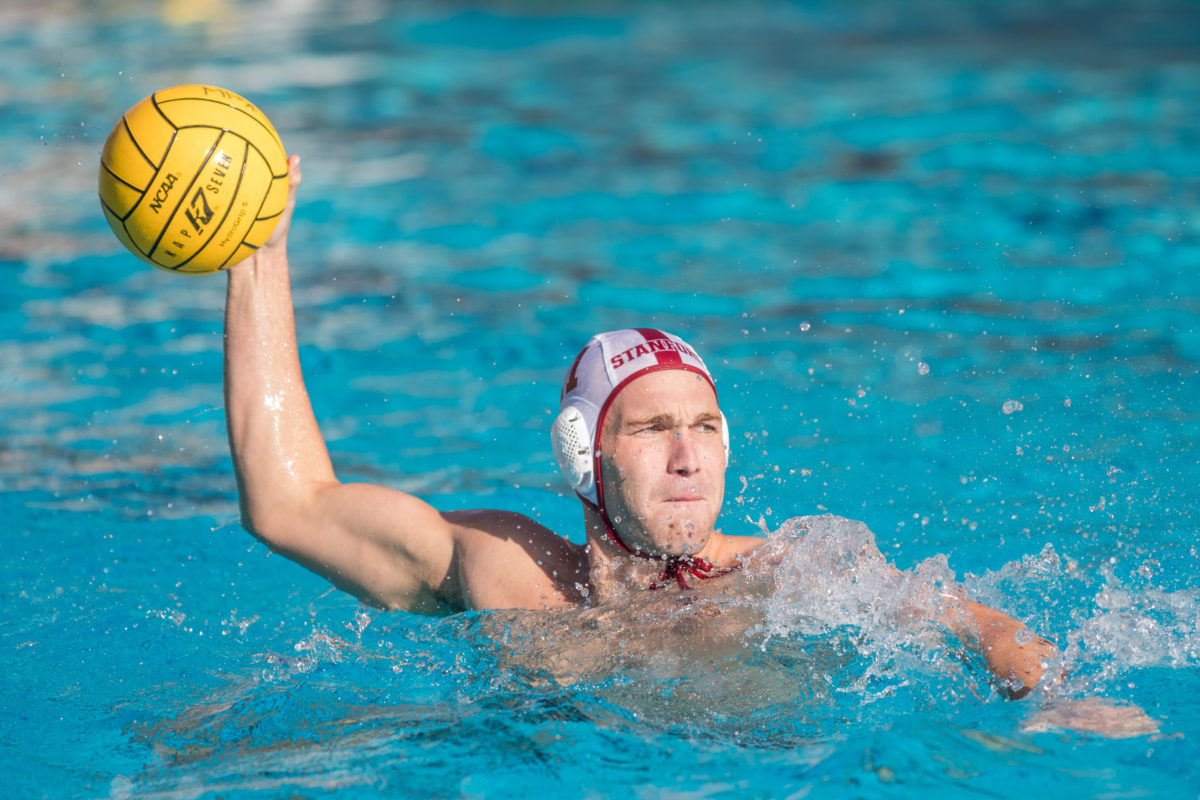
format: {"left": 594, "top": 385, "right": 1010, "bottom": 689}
{"left": 619, "top": 522, "right": 701, "bottom": 557}
{"left": 653, "top": 523, "right": 712, "bottom": 556}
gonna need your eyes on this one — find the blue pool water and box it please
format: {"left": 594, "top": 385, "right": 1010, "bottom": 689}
{"left": 3, "top": 0, "right": 1200, "bottom": 796}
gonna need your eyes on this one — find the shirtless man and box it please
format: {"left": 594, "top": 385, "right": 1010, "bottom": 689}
{"left": 225, "top": 156, "right": 1058, "bottom": 697}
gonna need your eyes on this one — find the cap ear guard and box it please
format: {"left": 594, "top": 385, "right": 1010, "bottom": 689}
{"left": 551, "top": 405, "right": 595, "bottom": 498}
{"left": 551, "top": 405, "right": 733, "bottom": 501}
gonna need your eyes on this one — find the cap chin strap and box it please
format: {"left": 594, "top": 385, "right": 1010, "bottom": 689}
{"left": 563, "top": 418, "right": 735, "bottom": 591}
{"left": 551, "top": 385, "right": 736, "bottom": 590}
{"left": 582, "top": 494, "right": 732, "bottom": 591}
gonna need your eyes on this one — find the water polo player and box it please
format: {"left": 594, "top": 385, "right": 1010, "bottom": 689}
{"left": 221, "top": 155, "right": 1059, "bottom": 697}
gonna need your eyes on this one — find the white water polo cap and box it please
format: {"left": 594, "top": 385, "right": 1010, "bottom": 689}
{"left": 551, "top": 327, "right": 730, "bottom": 505}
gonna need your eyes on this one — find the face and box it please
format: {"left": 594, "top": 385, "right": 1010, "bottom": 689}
{"left": 598, "top": 369, "right": 727, "bottom": 556}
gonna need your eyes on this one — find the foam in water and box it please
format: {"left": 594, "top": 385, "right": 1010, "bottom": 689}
{"left": 1075, "top": 572, "right": 1200, "bottom": 672}
{"left": 743, "top": 514, "right": 1001, "bottom": 707}
{"left": 967, "top": 540, "right": 1200, "bottom": 698}
{"left": 127, "top": 513, "right": 1177, "bottom": 794}
{"left": 395, "top": 514, "right": 1009, "bottom": 732}
{"left": 748, "top": 514, "right": 960, "bottom": 637}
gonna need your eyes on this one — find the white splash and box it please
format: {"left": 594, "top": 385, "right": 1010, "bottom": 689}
{"left": 743, "top": 514, "right": 974, "bottom": 705}
{"left": 749, "top": 514, "right": 959, "bottom": 640}
{"left": 1070, "top": 570, "right": 1200, "bottom": 673}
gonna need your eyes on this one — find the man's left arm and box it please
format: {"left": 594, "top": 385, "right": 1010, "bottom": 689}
{"left": 952, "top": 598, "right": 1060, "bottom": 698}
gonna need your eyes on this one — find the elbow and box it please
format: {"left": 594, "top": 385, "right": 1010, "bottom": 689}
{"left": 1002, "top": 660, "right": 1044, "bottom": 701}
{"left": 237, "top": 495, "right": 304, "bottom": 553}
{"left": 239, "top": 505, "right": 283, "bottom": 550}
{"left": 236, "top": 479, "right": 339, "bottom": 555}
{"left": 1001, "top": 634, "right": 1062, "bottom": 700}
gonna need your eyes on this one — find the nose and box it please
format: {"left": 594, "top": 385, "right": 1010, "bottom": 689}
{"left": 667, "top": 430, "right": 700, "bottom": 476}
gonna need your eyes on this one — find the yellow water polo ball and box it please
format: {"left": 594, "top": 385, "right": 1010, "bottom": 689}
{"left": 98, "top": 84, "right": 288, "bottom": 275}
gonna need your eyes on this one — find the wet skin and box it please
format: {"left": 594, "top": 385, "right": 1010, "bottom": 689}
{"left": 597, "top": 370, "right": 727, "bottom": 558}
{"left": 222, "top": 157, "right": 1088, "bottom": 711}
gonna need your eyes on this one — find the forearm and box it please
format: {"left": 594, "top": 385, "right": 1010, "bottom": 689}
{"left": 215, "top": 157, "right": 466, "bottom": 610}
{"left": 958, "top": 599, "right": 1058, "bottom": 698}
{"left": 222, "top": 246, "right": 462, "bottom": 606}
{"left": 223, "top": 244, "right": 336, "bottom": 536}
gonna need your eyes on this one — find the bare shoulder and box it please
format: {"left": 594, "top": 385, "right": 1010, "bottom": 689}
{"left": 443, "top": 509, "right": 589, "bottom": 611}
{"left": 709, "top": 531, "right": 769, "bottom": 566}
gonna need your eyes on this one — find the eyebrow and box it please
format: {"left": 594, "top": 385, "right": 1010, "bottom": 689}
{"left": 621, "top": 412, "right": 721, "bottom": 430}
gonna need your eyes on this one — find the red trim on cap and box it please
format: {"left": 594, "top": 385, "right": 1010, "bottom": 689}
{"left": 592, "top": 361, "right": 716, "bottom": 555}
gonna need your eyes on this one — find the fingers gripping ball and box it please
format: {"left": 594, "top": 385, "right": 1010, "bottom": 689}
{"left": 98, "top": 85, "right": 288, "bottom": 274}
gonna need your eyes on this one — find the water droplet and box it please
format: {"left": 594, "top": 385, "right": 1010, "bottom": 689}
{"left": 110, "top": 776, "right": 133, "bottom": 800}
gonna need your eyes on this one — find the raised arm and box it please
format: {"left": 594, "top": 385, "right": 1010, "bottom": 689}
{"left": 222, "top": 156, "right": 459, "bottom": 612}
